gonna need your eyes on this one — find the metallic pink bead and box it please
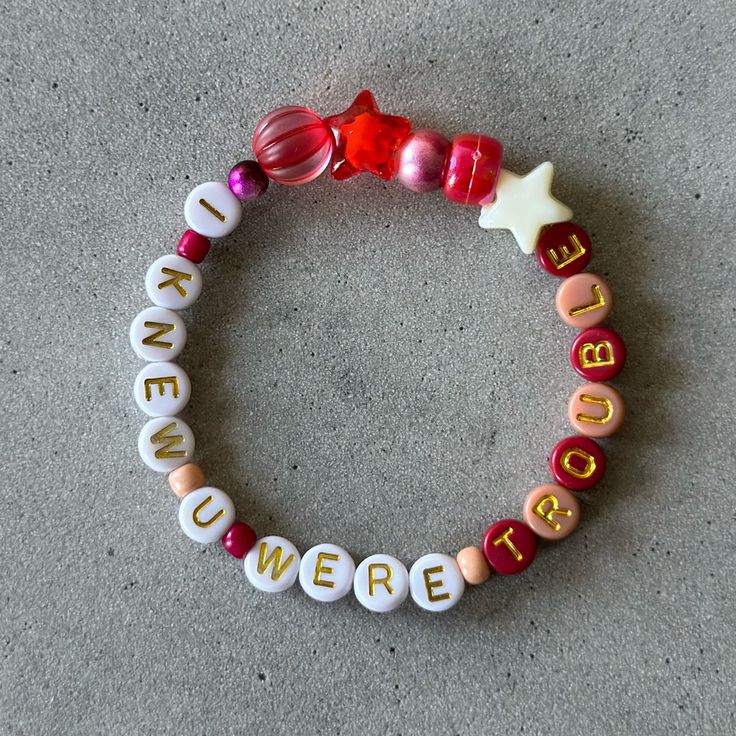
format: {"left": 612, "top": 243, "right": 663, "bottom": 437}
{"left": 252, "top": 106, "right": 334, "bottom": 185}
{"left": 228, "top": 160, "right": 269, "bottom": 201}
{"left": 395, "top": 129, "right": 449, "bottom": 193}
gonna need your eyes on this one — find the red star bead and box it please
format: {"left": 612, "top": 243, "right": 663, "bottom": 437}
{"left": 325, "top": 89, "right": 412, "bottom": 181}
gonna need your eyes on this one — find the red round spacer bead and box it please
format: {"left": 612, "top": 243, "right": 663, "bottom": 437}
{"left": 221, "top": 522, "right": 257, "bottom": 559}
{"left": 442, "top": 133, "right": 503, "bottom": 206}
{"left": 177, "top": 229, "right": 211, "bottom": 264}
{"left": 549, "top": 435, "right": 606, "bottom": 491}
{"left": 570, "top": 326, "right": 627, "bottom": 382}
{"left": 482, "top": 519, "right": 537, "bottom": 575}
{"left": 536, "top": 222, "right": 592, "bottom": 277}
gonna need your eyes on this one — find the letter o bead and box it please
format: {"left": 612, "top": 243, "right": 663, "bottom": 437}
{"left": 244, "top": 536, "right": 301, "bottom": 593}
{"left": 353, "top": 554, "right": 409, "bottom": 613}
{"left": 298, "top": 543, "right": 355, "bottom": 603}
{"left": 568, "top": 382, "right": 625, "bottom": 437}
{"left": 133, "top": 361, "right": 191, "bottom": 417}
{"left": 550, "top": 435, "right": 606, "bottom": 491}
{"left": 555, "top": 273, "right": 613, "bottom": 329}
{"left": 138, "top": 416, "right": 195, "bottom": 473}
{"left": 522, "top": 484, "right": 581, "bottom": 540}
{"left": 130, "top": 306, "right": 187, "bottom": 362}
{"left": 178, "top": 487, "right": 235, "bottom": 544}
{"left": 482, "top": 519, "right": 537, "bottom": 575}
{"left": 184, "top": 181, "right": 242, "bottom": 239}
{"left": 145, "top": 254, "right": 202, "bottom": 310}
{"left": 409, "top": 553, "right": 465, "bottom": 612}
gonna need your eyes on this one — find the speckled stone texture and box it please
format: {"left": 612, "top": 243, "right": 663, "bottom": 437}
{"left": 1, "top": 1, "right": 734, "bottom": 734}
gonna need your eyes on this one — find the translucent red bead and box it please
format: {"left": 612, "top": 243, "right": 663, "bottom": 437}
{"left": 549, "top": 435, "right": 606, "bottom": 491}
{"left": 252, "top": 106, "right": 334, "bottom": 185}
{"left": 442, "top": 133, "right": 503, "bottom": 206}
{"left": 177, "top": 229, "right": 210, "bottom": 264}
{"left": 325, "top": 89, "right": 412, "bottom": 181}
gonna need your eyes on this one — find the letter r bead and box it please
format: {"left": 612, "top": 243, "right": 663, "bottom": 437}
{"left": 482, "top": 519, "right": 537, "bottom": 575}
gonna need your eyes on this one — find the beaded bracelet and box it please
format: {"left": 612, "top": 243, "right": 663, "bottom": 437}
{"left": 129, "top": 90, "right": 627, "bottom": 613}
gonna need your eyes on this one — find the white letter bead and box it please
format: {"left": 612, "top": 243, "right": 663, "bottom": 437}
{"left": 178, "top": 487, "right": 235, "bottom": 544}
{"left": 138, "top": 416, "right": 195, "bottom": 473}
{"left": 133, "top": 361, "right": 191, "bottom": 417}
{"left": 184, "top": 182, "right": 242, "bottom": 239}
{"left": 409, "top": 553, "right": 465, "bottom": 612}
{"left": 145, "top": 254, "right": 202, "bottom": 310}
{"left": 244, "top": 536, "right": 301, "bottom": 593}
{"left": 353, "top": 554, "right": 409, "bottom": 613}
{"left": 130, "top": 306, "right": 187, "bottom": 362}
{"left": 298, "top": 544, "right": 355, "bottom": 603}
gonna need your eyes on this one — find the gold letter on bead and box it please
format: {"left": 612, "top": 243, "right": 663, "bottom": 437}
{"left": 569, "top": 284, "right": 606, "bottom": 317}
{"left": 158, "top": 267, "right": 193, "bottom": 298}
{"left": 142, "top": 321, "right": 176, "bottom": 349}
{"left": 533, "top": 495, "right": 573, "bottom": 532}
{"left": 192, "top": 495, "right": 226, "bottom": 528}
{"left": 423, "top": 565, "right": 451, "bottom": 603}
{"left": 547, "top": 233, "right": 586, "bottom": 270}
{"left": 576, "top": 393, "right": 614, "bottom": 425}
{"left": 150, "top": 421, "right": 186, "bottom": 459}
{"left": 492, "top": 528, "right": 523, "bottom": 561}
{"left": 313, "top": 552, "right": 339, "bottom": 588}
{"left": 143, "top": 376, "right": 180, "bottom": 401}
{"left": 257, "top": 543, "right": 296, "bottom": 581}
{"left": 561, "top": 448, "right": 597, "bottom": 479}
{"left": 368, "top": 563, "right": 394, "bottom": 596}
{"left": 198, "top": 198, "right": 227, "bottom": 222}
{"left": 579, "top": 340, "right": 614, "bottom": 369}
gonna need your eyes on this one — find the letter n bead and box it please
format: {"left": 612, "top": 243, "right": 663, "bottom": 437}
{"left": 482, "top": 519, "right": 537, "bottom": 575}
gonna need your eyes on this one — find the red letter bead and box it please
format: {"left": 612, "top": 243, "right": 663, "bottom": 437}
{"left": 570, "top": 326, "right": 627, "bottom": 382}
{"left": 522, "top": 484, "right": 581, "bottom": 540}
{"left": 568, "top": 382, "right": 625, "bottom": 437}
{"left": 442, "top": 133, "right": 503, "bottom": 206}
{"left": 550, "top": 435, "right": 606, "bottom": 491}
{"left": 536, "top": 223, "right": 592, "bottom": 277}
{"left": 252, "top": 106, "right": 334, "bottom": 185}
{"left": 177, "top": 229, "right": 210, "bottom": 264}
{"left": 555, "top": 273, "right": 613, "bottom": 329}
{"left": 325, "top": 89, "right": 412, "bottom": 181}
{"left": 222, "top": 522, "right": 257, "bottom": 559}
{"left": 396, "top": 129, "right": 449, "bottom": 193}
{"left": 482, "top": 519, "right": 537, "bottom": 575}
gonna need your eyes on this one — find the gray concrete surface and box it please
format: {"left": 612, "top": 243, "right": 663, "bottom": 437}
{"left": 1, "top": 0, "right": 734, "bottom": 733}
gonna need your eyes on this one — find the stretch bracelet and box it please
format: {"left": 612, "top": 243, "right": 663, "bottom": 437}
{"left": 129, "top": 90, "right": 627, "bottom": 614}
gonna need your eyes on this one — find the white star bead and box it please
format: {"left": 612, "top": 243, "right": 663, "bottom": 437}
{"left": 478, "top": 162, "right": 573, "bottom": 254}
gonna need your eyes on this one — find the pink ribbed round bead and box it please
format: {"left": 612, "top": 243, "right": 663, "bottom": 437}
{"left": 252, "top": 106, "right": 334, "bottom": 185}
{"left": 396, "top": 129, "right": 449, "bottom": 193}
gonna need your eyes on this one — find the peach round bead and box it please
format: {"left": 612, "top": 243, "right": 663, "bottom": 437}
{"left": 555, "top": 273, "right": 613, "bottom": 329}
{"left": 168, "top": 463, "right": 205, "bottom": 498}
{"left": 522, "top": 484, "right": 581, "bottom": 541}
{"left": 456, "top": 546, "right": 491, "bottom": 585}
{"left": 568, "top": 382, "right": 625, "bottom": 438}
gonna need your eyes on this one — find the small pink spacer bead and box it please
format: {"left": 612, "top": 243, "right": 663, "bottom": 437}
{"left": 222, "top": 522, "right": 257, "bottom": 559}
{"left": 168, "top": 463, "right": 205, "bottom": 498}
{"left": 177, "top": 230, "right": 210, "bottom": 264}
{"left": 456, "top": 546, "right": 491, "bottom": 585}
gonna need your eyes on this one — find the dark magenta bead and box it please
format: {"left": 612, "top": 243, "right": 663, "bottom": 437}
{"left": 228, "top": 160, "right": 269, "bottom": 201}
{"left": 570, "top": 326, "right": 627, "bottom": 382}
{"left": 482, "top": 519, "right": 537, "bottom": 575}
{"left": 325, "top": 89, "right": 412, "bottom": 181}
{"left": 550, "top": 435, "right": 606, "bottom": 491}
{"left": 221, "top": 522, "right": 257, "bottom": 559}
{"left": 442, "top": 133, "right": 503, "bottom": 206}
{"left": 536, "top": 223, "right": 592, "bottom": 277}
{"left": 177, "top": 229, "right": 210, "bottom": 264}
